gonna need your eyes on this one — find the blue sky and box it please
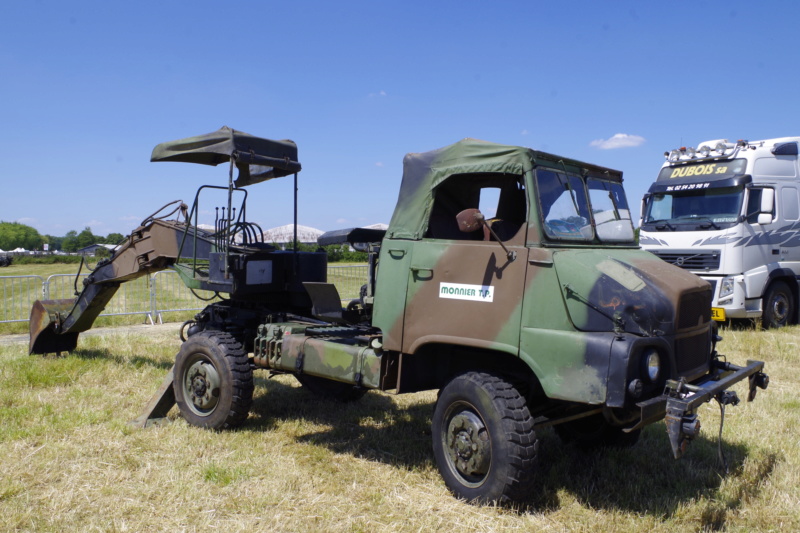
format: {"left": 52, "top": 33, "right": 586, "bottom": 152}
{"left": 2, "top": 1, "right": 799, "bottom": 240}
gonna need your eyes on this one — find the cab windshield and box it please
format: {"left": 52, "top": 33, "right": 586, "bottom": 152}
{"left": 536, "top": 169, "right": 635, "bottom": 243}
{"left": 642, "top": 186, "right": 744, "bottom": 231}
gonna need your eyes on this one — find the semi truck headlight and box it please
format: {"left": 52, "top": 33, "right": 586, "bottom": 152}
{"left": 644, "top": 348, "right": 661, "bottom": 382}
{"left": 719, "top": 277, "right": 735, "bottom": 299}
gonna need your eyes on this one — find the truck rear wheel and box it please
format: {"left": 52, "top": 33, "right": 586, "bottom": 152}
{"left": 295, "top": 374, "right": 367, "bottom": 402}
{"left": 554, "top": 413, "right": 640, "bottom": 449}
{"left": 432, "top": 372, "right": 538, "bottom": 504}
{"left": 763, "top": 281, "right": 794, "bottom": 329}
{"left": 173, "top": 331, "right": 253, "bottom": 429}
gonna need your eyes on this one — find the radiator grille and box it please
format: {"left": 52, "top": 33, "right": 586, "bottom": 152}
{"left": 649, "top": 249, "right": 721, "bottom": 271}
{"left": 675, "top": 332, "right": 710, "bottom": 378}
{"left": 678, "top": 289, "right": 712, "bottom": 329}
{"left": 673, "top": 287, "right": 713, "bottom": 379}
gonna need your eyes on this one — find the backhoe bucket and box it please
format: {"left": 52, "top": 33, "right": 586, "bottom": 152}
{"left": 29, "top": 299, "right": 79, "bottom": 355}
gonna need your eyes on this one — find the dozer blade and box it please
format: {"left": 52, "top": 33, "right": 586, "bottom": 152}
{"left": 29, "top": 299, "right": 80, "bottom": 355}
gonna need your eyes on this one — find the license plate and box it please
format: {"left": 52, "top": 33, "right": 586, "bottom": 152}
{"left": 711, "top": 307, "right": 726, "bottom": 321}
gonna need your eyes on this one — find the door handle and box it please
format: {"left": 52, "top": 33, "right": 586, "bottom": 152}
{"left": 410, "top": 266, "right": 434, "bottom": 280}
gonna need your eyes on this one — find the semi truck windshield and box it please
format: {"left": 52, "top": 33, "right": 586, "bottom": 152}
{"left": 643, "top": 186, "right": 744, "bottom": 230}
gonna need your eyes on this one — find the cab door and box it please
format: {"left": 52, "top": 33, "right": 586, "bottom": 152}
{"left": 400, "top": 176, "right": 529, "bottom": 355}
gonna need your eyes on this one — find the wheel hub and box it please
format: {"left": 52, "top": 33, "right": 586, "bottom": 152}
{"left": 771, "top": 295, "right": 789, "bottom": 322}
{"left": 184, "top": 360, "right": 221, "bottom": 413}
{"left": 446, "top": 411, "right": 490, "bottom": 478}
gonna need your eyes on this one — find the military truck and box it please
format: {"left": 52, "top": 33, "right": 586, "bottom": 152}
{"left": 29, "top": 128, "right": 768, "bottom": 504}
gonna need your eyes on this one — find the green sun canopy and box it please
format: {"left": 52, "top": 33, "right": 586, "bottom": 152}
{"left": 150, "top": 126, "right": 301, "bottom": 187}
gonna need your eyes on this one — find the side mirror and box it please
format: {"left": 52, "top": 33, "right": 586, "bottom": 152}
{"left": 758, "top": 189, "right": 775, "bottom": 224}
{"left": 455, "top": 208, "right": 516, "bottom": 262}
{"left": 456, "top": 208, "right": 484, "bottom": 233}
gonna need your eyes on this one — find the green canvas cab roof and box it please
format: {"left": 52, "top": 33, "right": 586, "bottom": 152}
{"left": 386, "top": 138, "right": 622, "bottom": 240}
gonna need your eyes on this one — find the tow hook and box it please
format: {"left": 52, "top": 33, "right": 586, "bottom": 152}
{"left": 748, "top": 371, "right": 769, "bottom": 401}
{"left": 665, "top": 406, "right": 700, "bottom": 459}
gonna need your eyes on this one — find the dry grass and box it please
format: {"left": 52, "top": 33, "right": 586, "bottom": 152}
{"left": 0, "top": 325, "right": 798, "bottom": 532}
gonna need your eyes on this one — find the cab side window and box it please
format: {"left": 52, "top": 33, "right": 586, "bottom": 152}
{"left": 425, "top": 173, "right": 526, "bottom": 241}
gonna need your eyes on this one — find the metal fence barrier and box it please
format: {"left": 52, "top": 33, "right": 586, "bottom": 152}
{"left": 0, "top": 266, "right": 369, "bottom": 324}
{"left": 1, "top": 275, "right": 45, "bottom": 323}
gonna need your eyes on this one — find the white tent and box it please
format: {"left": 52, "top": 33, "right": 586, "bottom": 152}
{"left": 261, "top": 224, "right": 324, "bottom": 244}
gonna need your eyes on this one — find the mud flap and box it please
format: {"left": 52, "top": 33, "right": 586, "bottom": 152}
{"left": 29, "top": 299, "right": 79, "bottom": 355}
{"left": 129, "top": 366, "right": 176, "bottom": 428}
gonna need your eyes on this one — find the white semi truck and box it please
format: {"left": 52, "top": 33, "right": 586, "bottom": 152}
{"left": 640, "top": 137, "right": 800, "bottom": 328}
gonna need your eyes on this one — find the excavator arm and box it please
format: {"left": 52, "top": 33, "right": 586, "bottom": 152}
{"left": 29, "top": 214, "right": 212, "bottom": 354}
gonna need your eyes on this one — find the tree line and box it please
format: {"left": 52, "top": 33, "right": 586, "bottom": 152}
{"left": 0, "top": 222, "right": 124, "bottom": 253}
{"left": 1, "top": 222, "right": 369, "bottom": 262}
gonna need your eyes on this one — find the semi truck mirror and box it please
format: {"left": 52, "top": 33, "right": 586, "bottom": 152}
{"left": 757, "top": 189, "right": 775, "bottom": 224}
{"left": 760, "top": 188, "right": 775, "bottom": 214}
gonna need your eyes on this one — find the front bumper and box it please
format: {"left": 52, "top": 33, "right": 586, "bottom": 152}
{"left": 630, "top": 359, "right": 768, "bottom": 459}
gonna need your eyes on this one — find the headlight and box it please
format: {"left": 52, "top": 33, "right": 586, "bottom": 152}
{"left": 644, "top": 348, "right": 661, "bottom": 382}
{"left": 719, "top": 277, "right": 735, "bottom": 299}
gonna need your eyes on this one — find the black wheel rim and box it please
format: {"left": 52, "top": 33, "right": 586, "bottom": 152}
{"left": 440, "top": 401, "right": 491, "bottom": 487}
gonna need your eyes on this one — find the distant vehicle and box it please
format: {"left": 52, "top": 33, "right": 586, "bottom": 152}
{"left": 640, "top": 138, "right": 800, "bottom": 328}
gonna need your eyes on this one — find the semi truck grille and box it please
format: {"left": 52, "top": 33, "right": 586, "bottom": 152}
{"left": 649, "top": 249, "right": 721, "bottom": 271}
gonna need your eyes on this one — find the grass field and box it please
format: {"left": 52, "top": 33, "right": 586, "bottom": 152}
{"left": 0, "top": 324, "right": 798, "bottom": 531}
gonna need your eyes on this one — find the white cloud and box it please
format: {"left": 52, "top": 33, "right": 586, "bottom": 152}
{"left": 520, "top": 129, "right": 530, "bottom": 136}
{"left": 368, "top": 90, "right": 387, "bottom": 98}
{"left": 590, "top": 133, "right": 646, "bottom": 150}
{"left": 375, "top": 162, "right": 384, "bottom": 167}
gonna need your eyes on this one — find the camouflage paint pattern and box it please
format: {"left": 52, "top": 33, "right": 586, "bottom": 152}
{"left": 253, "top": 323, "right": 382, "bottom": 389}
{"left": 373, "top": 138, "right": 715, "bottom": 407}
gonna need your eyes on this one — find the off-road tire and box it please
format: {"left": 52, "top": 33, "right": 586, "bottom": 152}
{"left": 173, "top": 331, "right": 253, "bottom": 429}
{"left": 432, "top": 372, "right": 538, "bottom": 504}
{"left": 554, "top": 413, "right": 641, "bottom": 449}
{"left": 762, "top": 280, "right": 794, "bottom": 329}
{"left": 295, "top": 374, "right": 367, "bottom": 402}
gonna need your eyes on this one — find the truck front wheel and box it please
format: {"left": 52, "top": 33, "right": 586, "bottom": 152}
{"left": 432, "top": 372, "right": 538, "bottom": 504}
{"left": 173, "top": 331, "right": 254, "bottom": 429}
{"left": 763, "top": 280, "right": 794, "bottom": 329}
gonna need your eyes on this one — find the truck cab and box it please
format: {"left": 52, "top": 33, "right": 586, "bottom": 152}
{"left": 640, "top": 138, "right": 800, "bottom": 328}
{"left": 362, "top": 139, "right": 765, "bottom": 502}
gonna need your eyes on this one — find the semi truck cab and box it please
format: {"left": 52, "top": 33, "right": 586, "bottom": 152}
{"left": 640, "top": 137, "right": 800, "bottom": 328}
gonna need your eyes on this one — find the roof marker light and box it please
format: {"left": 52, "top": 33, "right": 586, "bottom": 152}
{"left": 698, "top": 145, "right": 711, "bottom": 157}
{"left": 714, "top": 142, "right": 728, "bottom": 155}
{"left": 668, "top": 149, "right": 681, "bottom": 162}
{"left": 687, "top": 147, "right": 697, "bottom": 158}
